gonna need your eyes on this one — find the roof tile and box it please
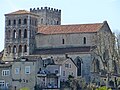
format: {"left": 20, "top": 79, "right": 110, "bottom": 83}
{"left": 5, "top": 10, "right": 38, "bottom": 16}
{"left": 38, "top": 23, "right": 103, "bottom": 34}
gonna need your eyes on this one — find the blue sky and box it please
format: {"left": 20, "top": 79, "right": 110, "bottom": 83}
{"left": 0, "top": 0, "right": 120, "bottom": 51}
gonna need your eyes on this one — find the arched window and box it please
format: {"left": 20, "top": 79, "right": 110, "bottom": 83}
{"left": 24, "top": 45, "right": 27, "bottom": 52}
{"left": 75, "top": 56, "right": 82, "bottom": 76}
{"left": 35, "top": 20, "right": 37, "bottom": 26}
{"left": 13, "top": 20, "right": 16, "bottom": 25}
{"left": 18, "top": 19, "right": 21, "bottom": 24}
{"left": 57, "top": 21, "right": 59, "bottom": 25}
{"left": 18, "top": 29, "right": 21, "bottom": 39}
{"left": 62, "top": 39, "right": 65, "bottom": 44}
{"left": 24, "top": 18, "right": 27, "bottom": 24}
{"left": 41, "top": 18, "right": 43, "bottom": 24}
{"left": 8, "top": 46, "right": 11, "bottom": 54}
{"left": 13, "top": 30, "right": 16, "bottom": 39}
{"left": 8, "top": 20, "right": 11, "bottom": 25}
{"left": 13, "top": 45, "right": 17, "bottom": 53}
{"left": 18, "top": 45, "right": 22, "bottom": 53}
{"left": 83, "top": 37, "right": 86, "bottom": 44}
{"left": 8, "top": 30, "right": 11, "bottom": 38}
{"left": 24, "top": 29, "right": 27, "bottom": 38}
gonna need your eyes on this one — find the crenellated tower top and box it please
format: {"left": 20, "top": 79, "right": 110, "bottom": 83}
{"left": 30, "top": 7, "right": 61, "bottom": 25}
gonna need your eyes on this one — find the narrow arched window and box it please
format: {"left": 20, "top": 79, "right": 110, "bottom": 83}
{"left": 13, "top": 20, "right": 16, "bottom": 25}
{"left": 83, "top": 37, "right": 86, "bottom": 44}
{"left": 41, "top": 18, "right": 43, "bottom": 24}
{"left": 8, "top": 46, "right": 11, "bottom": 54}
{"left": 18, "top": 45, "right": 22, "bottom": 53}
{"left": 8, "top": 30, "right": 11, "bottom": 39}
{"left": 8, "top": 20, "right": 11, "bottom": 25}
{"left": 24, "top": 29, "right": 27, "bottom": 38}
{"left": 18, "top": 29, "right": 21, "bottom": 39}
{"left": 62, "top": 39, "right": 65, "bottom": 44}
{"left": 24, "top": 18, "right": 27, "bottom": 24}
{"left": 57, "top": 21, "right": 59, "bottom": 25}
{"left": 35, "top": 19, "right": 37, "bottom": 26}
{"left": 24, "top": 45, "right": 27, "bottom": 52}
{"left": 13, "top": 30, "right": 16, "bottom": 39}
{"left": 18, "top": 19, "right": 21, "bottom": 24}
{"left": 13, "top": 45, "right": 17, "bottom": 53}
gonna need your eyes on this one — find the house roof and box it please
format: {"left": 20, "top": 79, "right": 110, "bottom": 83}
{"left": 5, "top": 10, "right": 38, "bottom": 16}
{"left": 37, "top": 23, "right": 103, "bottom": 34}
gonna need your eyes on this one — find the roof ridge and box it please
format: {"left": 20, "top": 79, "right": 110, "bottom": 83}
{"left": 5, "top": 9, "right": 38, "bottom": 16}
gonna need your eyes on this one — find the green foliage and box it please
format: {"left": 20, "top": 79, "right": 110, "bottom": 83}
{"left": 68, "top": 75, "right": 74, "bottom": 80}
{"left": 95, "top": 86, "right": 112, "bottom": 90}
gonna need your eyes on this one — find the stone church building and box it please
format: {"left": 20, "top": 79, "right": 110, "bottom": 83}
{"left": 1, "top": 7, "right": 116, "bottom": 89}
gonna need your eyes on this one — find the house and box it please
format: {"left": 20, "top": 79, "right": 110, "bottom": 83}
{"left": 0, "top": 62, "right": 12, "bottom": 90}
{"left": 37, "top": 57, "right": 77, "bottom": 89}
{"left": 11, "top": 55, "right": 42, "bottom": 90}
{"left": 37, "top": 64, "right": 60, "bottom": 89}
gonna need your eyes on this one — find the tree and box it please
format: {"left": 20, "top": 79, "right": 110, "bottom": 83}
{"left": 68, "top": 75, "right": 86, "bottom": 90}
{"left": 92, "top": 30, "right": 114, "bottom": 73}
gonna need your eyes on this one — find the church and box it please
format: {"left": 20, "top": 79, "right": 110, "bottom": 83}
{"left": 0, "top": 7, "right": 117, "bottom": 89}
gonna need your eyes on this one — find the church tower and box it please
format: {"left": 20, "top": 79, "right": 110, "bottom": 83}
{"left": 30, "top": 7, "right": 61, "bottom": 25}
{"left": 3, "top": 7, "right": 61, "bottom": 61}
{"left": 4, "top": 10, "right": 38, "bottom": 61}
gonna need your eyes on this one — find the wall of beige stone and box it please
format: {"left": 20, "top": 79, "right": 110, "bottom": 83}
{"left": 36, "top": 33, "right": 96, "bottom": 48}
{"left": 11, "top": 59, "right": 41, "bottom": 90}
{"left": 0, "top": 66, "right": 12, "bottom": 89}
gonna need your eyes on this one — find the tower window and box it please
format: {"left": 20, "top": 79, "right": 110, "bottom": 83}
{"left": 8, "top": 30, "right": 11, "bottom": 39}
{"left": 8, "top": 46, "right": 11, "bottom": 54}
{"left": 8, "top": 20, "right": 11, "bottom": 25}
{"left": 18, "top": 19, "right": 21, "bottom": 24}
{"left": 35, "top": 20, "right": 37, "bottom": 26}
{"left": 62, "top": 39, "right": 65, "bottom": 44}
{"left": 24, "top": 18, "right": 27, "bottom": 24}
{"left": 18, "top": 29, "right": 21, "bottom": 39}
{"left": 13, "top": 30, "right": 17, "bottom": 39}
{"left": 57, "top": 21, "right": 59, "bottom": 25}
{"left": 13, "top": 20, "right": 16, "bottom": 25}
{"left": 83, "top": 37, "right": 86, "bottom": 44}
{"left": 18, "top": 45, "right": 22, "bottom": 53}
{"left": 24, "top": 45, "right": 27, "bottom": 52}
{"left": 41, "top": 18, "right": 43, "bottom": 24}
{"left": 13, "top": 45, "right": 17, "bottom": 53}
{"left": 24, "top": 29, "right": 27, "bottom": 38}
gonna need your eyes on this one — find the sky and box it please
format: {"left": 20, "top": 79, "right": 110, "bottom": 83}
{"left": 0, "top": 0, "right": 120, "bottom": 51}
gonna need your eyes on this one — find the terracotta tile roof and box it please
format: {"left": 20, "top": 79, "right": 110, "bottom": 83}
{"left": 37, "top": 23, "right": 103, "bottom": 34}
{"left": 5, "top": 10, "right": 38, "bottom": 16}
